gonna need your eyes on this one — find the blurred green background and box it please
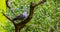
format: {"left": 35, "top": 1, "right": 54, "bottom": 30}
{"left": 0, "top": 0, "right": 60, "bottom": 32}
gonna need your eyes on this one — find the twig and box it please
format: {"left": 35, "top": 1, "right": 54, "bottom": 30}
{"left": 34, "top": 0, "right": 46, "bottom": 7}
{"left": 2, "top": 12, "right": 15, "bottom": 25}
{"left": 6, "top": 0, "right": 16, "bottom": 16}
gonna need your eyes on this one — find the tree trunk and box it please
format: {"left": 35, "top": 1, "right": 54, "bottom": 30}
{"left": 15, "top": 26, "right": 20, "bottom": 32}
{"left": 15, "top": 28, "right": 20, "bottom": 32}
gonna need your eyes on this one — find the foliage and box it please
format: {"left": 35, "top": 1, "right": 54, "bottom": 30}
{"left": 0, "top": 0, "right": 60, "bottom": 32}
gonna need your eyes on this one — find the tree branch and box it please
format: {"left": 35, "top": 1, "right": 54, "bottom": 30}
{"left": 5, "top": 0, "right": 46, "bottom": 32}
{"left": 34, "top": 0, "right": 46, "bottom": 7}
{"left": 6, "top": 0, "right": 16, "bottom": 16}
{"left": 16, "top": 0, "right": 46, "bottom": 30}
{"left": 2, "top": 12, "right": 16, "bottom": 25}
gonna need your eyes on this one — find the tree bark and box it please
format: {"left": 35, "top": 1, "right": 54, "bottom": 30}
{"left": 15, "top": 26, "right": 20, "bottom": 32}
{"left": 15, "top": 28, "right": 20, "bottom": 32}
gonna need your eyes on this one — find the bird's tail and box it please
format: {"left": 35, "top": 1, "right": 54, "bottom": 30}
{"left": 13, "top": 18, "right": 17, "bottom": 21}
